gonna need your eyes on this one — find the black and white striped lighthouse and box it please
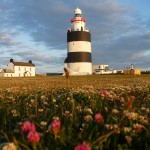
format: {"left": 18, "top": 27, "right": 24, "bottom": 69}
{"left": 64, "top": 7, "right": 92, "bottom": 75}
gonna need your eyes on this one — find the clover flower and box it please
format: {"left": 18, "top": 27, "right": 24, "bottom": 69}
{"left": 75, "top": 142, "right": 91, "bottom": 150}
{"left": 40, "top": 121, "right": 47, "bottom": 127}
{"left": 84, "top": 115, "right": 93, "bottom": 122}
{"left": 105, "top": 124, "right": 113, "bottom": 130}
{"left": 133, "top": 123, "right": 143, "bottom": 133}
{"left": 95, "top": 113, "right": 104, "bottom": 124}
{"left": 112, "top": 109, "right": 119, "bottom": 114}
{"left": 49, "top": 119, "right": 61, "bottom": 135}
{"left": 84, "top": 108, "right": 93, "bottom": 115}
{"left": 2, "top": 143, "right": 17, "bottom": 150}
{"left": 27, "top": 131, "right": 40, "bottom": 143}
{"left": 100, "top": 90, "right": 108, "bottom": 95}
{"left": 38, "top": 109, "right": 44, "bottom": 112}
{"left": 126, "top": 112, "right": 138, "bottom": 120}
{"left": 21, "top": 121, "right": 36, "bottom": 133}
{"left": 123, "top": 127, "right": 132, "bottom": 133}
{"left": 125, "top": 136, "right": 132, "bottom": 143}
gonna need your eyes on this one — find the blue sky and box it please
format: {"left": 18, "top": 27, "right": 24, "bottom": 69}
{"left": 0, "top": 0, "right": 150, "bottom": 73}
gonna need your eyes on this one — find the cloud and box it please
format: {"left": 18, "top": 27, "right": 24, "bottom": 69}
{"left": 0, "top": 0, "right": 150, "bottom": 72}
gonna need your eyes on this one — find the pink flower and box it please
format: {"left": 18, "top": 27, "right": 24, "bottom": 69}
{"left": 27, "top": 131, "right": 40, "bottom": 143}
{"left": 95, "top": 113, "right": 104, "bottom": 124}
{"left": 21, "top": 121, "right": 36, "bottom": 133}
{"left": 100, "top": 90, "right": 108, "bottom": 95}
{"left": 49, "top": 119, "right": 61, "bottom": 135}
{"left": 75, "top": 142, "right": 91, "bottom": 150}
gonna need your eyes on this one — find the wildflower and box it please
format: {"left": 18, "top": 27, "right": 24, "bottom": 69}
{"left": 95, "top": 113, "right": 104, "bottom": 124}
{"left": 133, "top": 123, "right": 143, "bottom": 133}
{"left": 75, "top": 142, "right": 91, "bottom": 150}
{"left": 11, "top": 109, "right": 18, "bottom": 117}
{"left": 100, "top": 90, "right": 108, "bottom": 95}
{"left": 43, "top": 101, "right": 48, "bottom": 105}
{"left": 84, "top": 115, "right": 93, "bottom": 122}
{"left": 84, "top": 108, "right": 93, "bottom": 115}
{"left": 76, "top": 106, "right": 82, "bottom": 112}
{"left": 125, "top": 136, "right": 132, "bottom": 143}
{"left": 104, "top": 107, "right": 108, "bottom": 113}
{"left": 112, "top": 109, "right": 119, "bottom": 114}
{"left": 52, "top": 99, "right": 56, "bottom": 102}
{"left": 126, "top": 97, "right": 134, "bottom": 110}
{"left": 2, "top": 142, "right": 17, "bottom": 150}
{"left": 67, "top": 97, "right": 70, "bottom": 101}
{"left": 21, "top": 121, "right": 36, "bottom": 133}
{"left": 113, "top": 124, "right": 119, "bottom": 129}
{"left": 53, "top": 116, "right": 60, "bottom": 120}
{"left": 30, "top": 99, "right": 35, "bottom": 104}
{"left": 146, "top": 108, "right": 150, "bottom": 113}
{"left": 40, "top": 121, "right": 47, "bottom": 126}
{"left": 123, "top": 127, "right": 132, "bottom": 133}
{"left": 126, "top": 112, "right": 138, "bottom": 120}
{"left": 27, "top": 131, "right": 40, "bottom": 143}
{"left": 105, "top": 124, "right": 113, "bottom": 130}
{"left": 38, "top": 109, "right": 44, "bottom": 112}
{"left": 120, "top": 97, "right": 124, "bottom": 103}
{"left": 123, "top": 110, "right": 129, "bottom": 115}
{"left": 41, "top": 95, "right": 46, "bottom": 99}
{"left": 49, "top": 119, "right": 61, "bottom": 135}
{"left": 141, "top": 107, "right": 146, "bottom": 111}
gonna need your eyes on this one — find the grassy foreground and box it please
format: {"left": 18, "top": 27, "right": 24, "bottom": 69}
{"left": 0, "top": 75, "right": 150, "bottom": 150}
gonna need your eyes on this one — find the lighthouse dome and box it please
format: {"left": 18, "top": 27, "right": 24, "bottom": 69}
{"left": 74, "top": 7, "right": 82, "bottom": 15}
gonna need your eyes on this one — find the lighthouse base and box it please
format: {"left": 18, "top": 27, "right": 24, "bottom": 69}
{"left": 64, "top": 62, "right": 92, "bottom": 75}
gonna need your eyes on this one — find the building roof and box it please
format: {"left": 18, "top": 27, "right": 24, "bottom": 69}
{"left": 3, "top": 69, "right": 14, "bottom": 73}
{"left": 12, "top": 62, "right": 35, "bottom": 67}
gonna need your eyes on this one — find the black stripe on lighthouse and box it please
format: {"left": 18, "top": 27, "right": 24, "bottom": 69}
{"left": 64, "top": 52, "right": 92, "bottom": 63}
{"left": 67, "top": 31, "right": 91, "bottom": 42}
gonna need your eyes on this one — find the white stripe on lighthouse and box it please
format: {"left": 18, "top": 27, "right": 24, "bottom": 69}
{"left": 67, "top": 41, "right": 91, "bottom": 53}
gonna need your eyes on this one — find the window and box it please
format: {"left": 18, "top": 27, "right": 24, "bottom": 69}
{"left": 30, "top": 67, "right": 31, "bottom": 71}
{"left": 19, "top": 67, "right": 20, "bottom": 71}
{"left": 24, "top": 67, "right": 26, "bottom": 71}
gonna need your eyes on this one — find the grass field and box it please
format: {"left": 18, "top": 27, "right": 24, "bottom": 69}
{"left": 0, "top": 75, "right": 150, "bottom": 150}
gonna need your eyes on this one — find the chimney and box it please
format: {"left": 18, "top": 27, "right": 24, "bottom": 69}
{"left": 29, "top": 60, "right": 32, "bottom": 64}
{"left": 10, "top": 58, "right": 14, "bottom": 63}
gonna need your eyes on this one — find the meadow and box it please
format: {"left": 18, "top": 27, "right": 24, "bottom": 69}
{"left": 0, "top": 75, "right": 150, "bottom": 150}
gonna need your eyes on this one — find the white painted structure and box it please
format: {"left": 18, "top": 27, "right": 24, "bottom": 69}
{"left": 0, "top": 59, "right": 35, "bottom": 77}
{"left": 93, "top": 65, "right": 117, "bottom": 74}
{"left": 64, "top": 7, "right": 92, "bottom": 75}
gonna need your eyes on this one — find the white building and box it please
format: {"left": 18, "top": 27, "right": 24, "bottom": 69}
{"left": 92, "top": 65, "right": 117, "bottom": 74}
{"left": 64, "top": 7, "right": 92, "bottom": 75}
{"left": 0, "top": 59, "right": 35, "bottom": 77}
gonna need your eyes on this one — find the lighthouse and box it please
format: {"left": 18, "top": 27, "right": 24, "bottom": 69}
{"left": 64, "top": 7, "right": 92, "bottom": 75}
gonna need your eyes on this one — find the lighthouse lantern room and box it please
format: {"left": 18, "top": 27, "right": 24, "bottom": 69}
{"left": 64, "top": 7, "right": 92, "bottom": 75}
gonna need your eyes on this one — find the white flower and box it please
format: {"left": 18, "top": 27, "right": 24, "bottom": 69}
{"left": 126, "top": 112, "right": 138, "bottom": 120}
{"left": 123, "top": 127, "right": 132, "bottom": 133}
{"left": 52, "top": 99, "right": 56, "bottom": 102}
{"left": 2, "top": 143, "right": 17, "bottom": 150}
{"left": 84, "top": 115, "right": 93, "bottom": 122}
{"left": 40, "top": 121, "right": 47, "bottom": 126}
{"left": 84, "top": 108, "right": 93, "bottom": 115}
{"left": 112, "top": 109, "right": 119, "bottom": 114}
{"left": 38, "top": 109, "right": 44, "bottom": 112}
{"left": 105, "top": 124, "right": 113, "bottom": 130}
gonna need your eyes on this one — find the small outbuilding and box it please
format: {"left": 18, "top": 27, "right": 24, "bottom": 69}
{"left": 124, "top": 64, "right": 141, "bottom": 75}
